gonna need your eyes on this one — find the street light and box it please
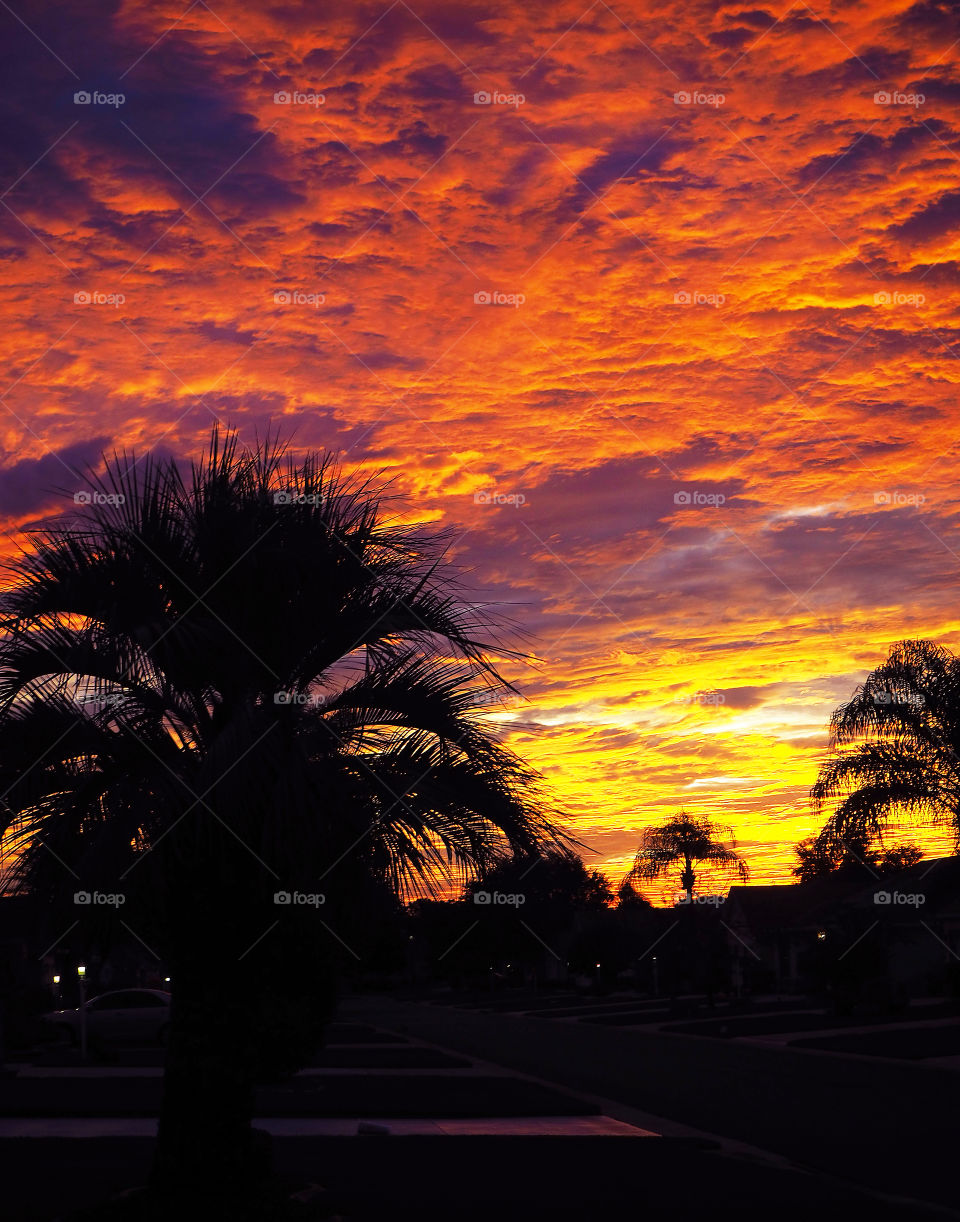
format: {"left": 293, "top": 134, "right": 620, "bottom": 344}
{"left": 77, "top": 965, "right": 87, "bottom": 1062}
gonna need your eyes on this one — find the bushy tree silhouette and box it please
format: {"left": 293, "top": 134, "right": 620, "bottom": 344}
{"left": 793, "top": 834, "right": 923, "bottom": 882}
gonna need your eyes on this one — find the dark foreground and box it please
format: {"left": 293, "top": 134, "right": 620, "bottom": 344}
{"left": 0, "top": 1135, "right": 946, "bottom": 1222}
{"left": 1, "top": 995, "right": 956, "bottom": 1221}
{"left": 359, "top": 994, "right": 960, "bottom": 1217}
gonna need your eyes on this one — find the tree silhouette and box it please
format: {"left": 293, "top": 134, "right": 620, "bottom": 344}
{"left": 624, "top": 812, "right": 749, "bottom": 903}
{"left": 793, "top": 834, "right": 923, "bottom": 883}
{"left": 792, "top": 830, "right": 875, "bottom": 882}
{"left": 465, "top": 846, "right": 611, "bottom": 909}
{"left": 457, "top": 848, "right": 612, "bottom": 979}
{"left": 812, "top": 639, "right": 960, "bottom": 851}
{"left": 0, "top": 427, "right": 562, "bottom": 1210}
{"left": 616, "top": 879, "right": 652, "bottom": 909}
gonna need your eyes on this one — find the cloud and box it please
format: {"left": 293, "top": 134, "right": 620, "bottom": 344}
{"left": 1, "top": 0, "right": 958, "bottom": 887}
{"left": 560, "top": 132, "right": 685, "bottom": 219}
{"left": 0, "top": 437, "right": 111, "bottom": 518}
{"left": 891, "top": 189, "right": 960, "bottom": 246}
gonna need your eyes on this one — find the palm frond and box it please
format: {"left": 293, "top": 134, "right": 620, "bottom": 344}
{"left": 812, "top": 640, "right": 960, "bottom": 848}
{"left": 0, "top": 425, "right": 564, "bottom": 926}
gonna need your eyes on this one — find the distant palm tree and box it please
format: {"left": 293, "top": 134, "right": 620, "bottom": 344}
{"left": 0, "top": 427, "right": 562, "bottom": 1210}
{"left": 624, "top": 812, "right": 749, "bottom": 903}
{"left": 811, "top": 639, "right": 960, "bottom": 851}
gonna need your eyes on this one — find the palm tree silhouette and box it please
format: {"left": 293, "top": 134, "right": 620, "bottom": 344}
{"left": 624, "top": 811, "right": 749, "bottom": 903}
{"left": 0, "top": 427, "right": 562, "bottom": 1207}
{"left": 812, "top": 639, "right": 960, "bottom": 851}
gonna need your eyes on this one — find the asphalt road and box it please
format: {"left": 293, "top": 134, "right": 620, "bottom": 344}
{"left": 356, "top": 994, "right": 959, "bottom": 1214}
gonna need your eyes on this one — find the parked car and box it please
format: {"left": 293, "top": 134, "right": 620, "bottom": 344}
{"left": 42, "top": 988, "right": 171, "bottom": 1046}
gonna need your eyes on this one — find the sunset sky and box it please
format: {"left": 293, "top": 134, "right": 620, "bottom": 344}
{"left": 2, "top": 0, "right": 959, "bottom": 893}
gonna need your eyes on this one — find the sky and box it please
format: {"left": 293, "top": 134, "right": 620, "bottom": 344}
{"left": 1, "top": 0, "right": 959, "bottom": 893}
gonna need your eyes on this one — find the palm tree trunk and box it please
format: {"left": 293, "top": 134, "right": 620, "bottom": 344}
{"left": 681, "top": 855, "right": 695, "bottom": 904}
{"left": 151, "top": 959, "right": 269, "bottom": 1202}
